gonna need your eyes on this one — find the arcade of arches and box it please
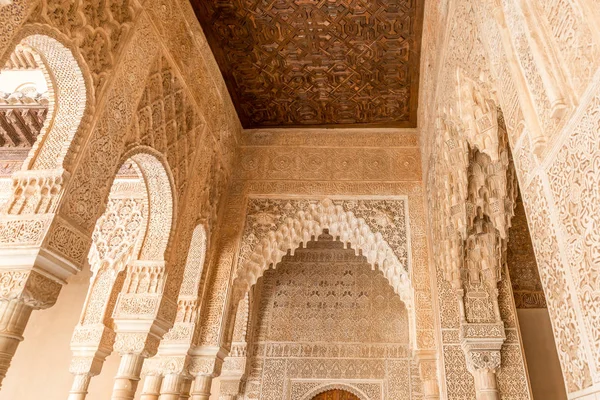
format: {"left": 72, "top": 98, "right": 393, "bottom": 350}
{"left": 0, "top": 0, "right": 598, "bottom": 399}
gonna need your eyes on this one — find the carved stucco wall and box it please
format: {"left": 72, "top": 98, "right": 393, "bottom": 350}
{"left": 198, "top": 128, "right": 432, "bottom": 343}
{"left": 420, "top": 0, "right": 600, "bottom": 397}
{"left": 195, "top": 128, "right": 436, "bottom": 399}
{"left": 2, "top": 0, "right": 590, "bottom": 399}
{"left": 0, "top": 0, "right": 240, "bottom": 277}
{"left": 0, "top": 0, "right": 241, "bottom": 398}
{"left": 242, "top": 233, "right": 418, "bottom": 400}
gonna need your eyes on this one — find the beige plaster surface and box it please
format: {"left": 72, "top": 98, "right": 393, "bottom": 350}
{"left": 518, "top": 309, "right": 567, "bottom": 400}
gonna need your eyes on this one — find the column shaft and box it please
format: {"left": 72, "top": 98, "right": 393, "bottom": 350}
{"left": 159, "top": 373, "right": 183, "bottom": 400}
{"left": 67, "top": 373, "right": 92, "bottom": 400}
{"left": 140, "top": 374, "right": 163, "bottom": 400}
{"left": 111, "top": 353, "right": 145, "bottom": 400}
{"left": 179, "top": 377, "right": 192, "bottom": 400}
{"left": 473, "top": 369, "right": 500, "bottom": 400}
{"left": 189, "top": 375, "right": 212, "bottom": 400}
{"left": 0, "top": 299, "right": 32, "bottom": 388}
{"left": 423, "top": 380, "right": 440, "bottom": 399}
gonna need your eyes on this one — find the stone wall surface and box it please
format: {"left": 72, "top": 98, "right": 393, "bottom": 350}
{"left": 420, "top": 0, "right": 600, "bottom": 397}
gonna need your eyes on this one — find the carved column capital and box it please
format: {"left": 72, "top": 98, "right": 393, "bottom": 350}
{"left": 0, "top": 269, "right": 61, "bottom": 309}
{"left": 144, "top": 355, "right": 189, "bottom": 377}
{"left": 188, "top": 346, "right": 228, "bottom": 377}
{"left": 113, "top": 331, "right": 162, "bottom": 358}
{"left": 111, "top": 261, "right": 177, "bottom": 358}
{"left": 460, "top": 322, "right": 505, "bottom": 400}
{"left": 463, "top": 348, "right": 502, "bottom": 374}
{"left": 460, "top": 322, "right": 505, "bottom": 373}
{"left": 69, "top": 324, "right": 115, "bottom": 375}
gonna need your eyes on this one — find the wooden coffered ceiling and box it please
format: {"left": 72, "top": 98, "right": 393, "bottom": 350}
{"left": 192, "top": 0, "right": 424, "bottom": 129}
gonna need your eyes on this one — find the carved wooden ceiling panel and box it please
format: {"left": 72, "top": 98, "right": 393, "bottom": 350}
{"left": 192, "top": 0, "right": 424, "bottom": 128}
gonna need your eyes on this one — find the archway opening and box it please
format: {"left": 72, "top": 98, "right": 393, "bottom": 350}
{"left": 0, "top": 42, "right": 50, "bottom": 206}
{"left": 0, "top": 157, "right": 146, "bottom": 399}
{"left": 312, "top": 389, "right": 361, "bottom": 400}
{"left": 0, "top": 151, "right": 175, "bottom": 400}
{"left": 0, "top": 33, "right": 89, "bottom": 210}
{"left": 224, "top": 229, "right": 416, "bottom": 399}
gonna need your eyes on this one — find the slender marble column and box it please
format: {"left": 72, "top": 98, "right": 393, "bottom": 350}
{"left": 472, "top": 368, "right": 500, "bottom": 400}
{"left": 189, "top": 375, "right": 212, "bottom": 400}
{"left": 0, "top": 299, "right": 32, "bottom": 388}
{"left": 179, "top": 377, "right": 192, "bottom": 400}
{"left": 140, "top": 374, "right": 163, "bottom": 400}
{"left": 159, "top": 373, "right": 183, "bottom": 400}
{"left": 111, "top": 353, "right": 145, "bottom": 400}
{"left": 67, "top": 373, "right": 93, "bottom": 400}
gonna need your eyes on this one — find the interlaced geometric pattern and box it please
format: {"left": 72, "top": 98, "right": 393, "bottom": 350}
{"left": 192, "top": 0, "right": 423, "bottom": 128}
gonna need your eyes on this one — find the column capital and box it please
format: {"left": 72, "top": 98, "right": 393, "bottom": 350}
{"left": 69, "top": 324, "right": 115, "bottom": 375}
{"left": 113, "top": 331, "right": 162, "bottom": 358}
{"left": 188, "top": 346, "right": 228, "bottom": 377}
{"left": 112, "top": 291, "right": 177, "bottom": 357}
{"left": 0, "top": 269, "right": 61, "bottom": 309}
{"left": 460, "top": 322, "right": 505, "bottom": 374}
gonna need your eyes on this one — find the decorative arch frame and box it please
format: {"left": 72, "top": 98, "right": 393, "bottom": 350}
{"left": 231, "top": 198, "right": 417, "bottom": 351}
{"left": 118, "top": 146, "right": 176, "bottom": 263}
{"left": 1, "top": 24, "right": 96, "bottom": 173}
{"left": 178, "top": 223, "right": 208, "bottom": 299}
{"left": 232, "top": 198, "right": 413, "bottom": 308}
{"left": 298, "top": 383, "right": 371, "bottom": 400}
{"left": 86, "top": 159, "right": 148, "bottom": 276}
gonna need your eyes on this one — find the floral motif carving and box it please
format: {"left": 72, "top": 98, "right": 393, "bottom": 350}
{"left": 27, "top": 0, "right": 138, "bottom": 92}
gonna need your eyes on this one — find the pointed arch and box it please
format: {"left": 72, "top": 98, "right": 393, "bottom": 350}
{"left": 233, "top": 198, "right": 413, "bottom": 309}
{"left": 1, "top": 26, "right": 95, "bottom": 173}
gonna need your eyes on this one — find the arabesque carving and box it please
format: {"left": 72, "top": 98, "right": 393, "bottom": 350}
{"left": 239, "top": 233, "right": 415, "bottom": 399}
{"left": 427, "top": 75, "right": 527, "bottom": 398}
{"left": 26, "top": 0, "right": 138, "bottom": 93}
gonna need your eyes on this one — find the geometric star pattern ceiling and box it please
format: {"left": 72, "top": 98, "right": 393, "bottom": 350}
{"left": 192, "top": 0, "right": 424, "bottom": 128}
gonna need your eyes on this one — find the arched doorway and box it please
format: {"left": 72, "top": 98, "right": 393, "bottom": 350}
{"left": 312, "top": 389, "right": 360, "bottom": 400}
